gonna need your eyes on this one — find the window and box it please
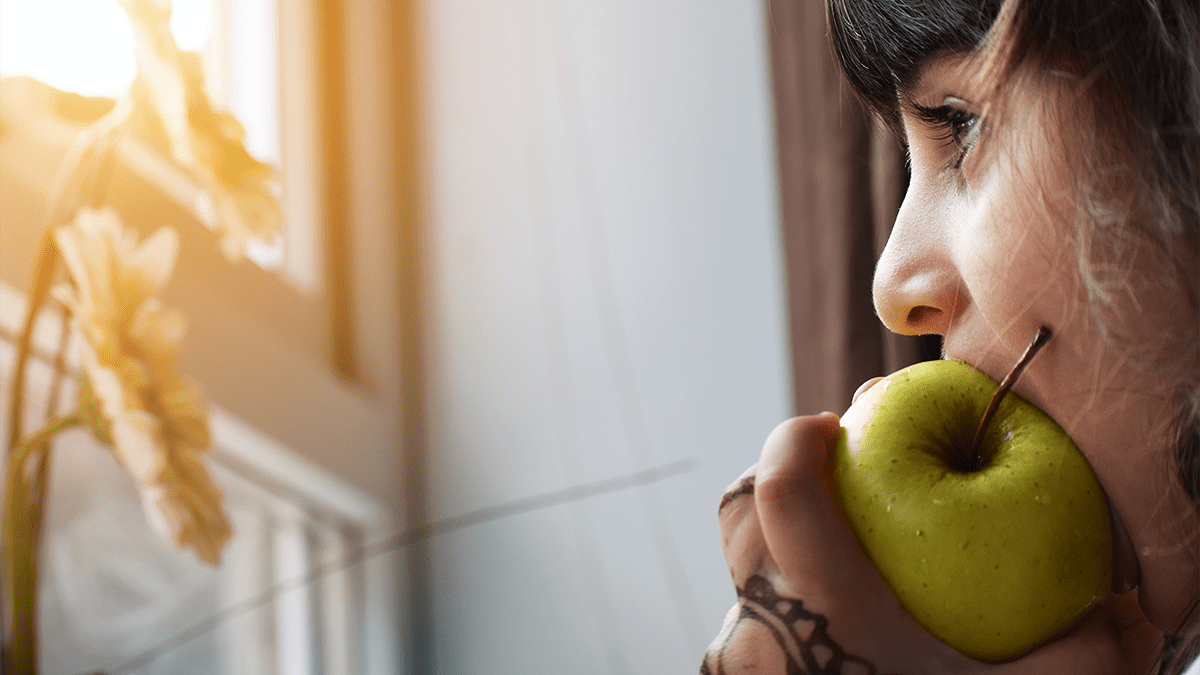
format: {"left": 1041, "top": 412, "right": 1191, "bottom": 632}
{"left": 0, "top": 0, "right": 320, "bottom": 288}
{"left": 0, "top": 0, "right": 410, "bottom": 671}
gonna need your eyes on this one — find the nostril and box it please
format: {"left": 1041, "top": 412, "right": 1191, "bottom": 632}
{"left": 906, "top": 305, "right": 943, "bottom": 327}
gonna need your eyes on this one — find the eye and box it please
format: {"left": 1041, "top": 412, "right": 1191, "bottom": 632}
{"left": 913, "top": 97, "right": 984, "bottom": 171}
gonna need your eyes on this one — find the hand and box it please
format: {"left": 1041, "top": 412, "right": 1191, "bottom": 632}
{"left": 701, "top": 413, "right": 1150, "bottom": 674}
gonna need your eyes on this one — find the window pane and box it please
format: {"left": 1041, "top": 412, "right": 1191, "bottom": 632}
{"left": 0, "top": 0, "right": 135, "bottom": 97}
{"left": 1, "top": 0, "right": 298, "bottom": 278}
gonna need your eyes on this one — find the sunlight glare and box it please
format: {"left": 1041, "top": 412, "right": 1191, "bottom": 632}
{"left": 170, "top": 0, "right": 213, "bottom": 53}
{"left": 0, "top": 0, "right": 136, "bottom": 98}
{"left": 0, "top": 0, "right": 216, "bottom": 98}
{"left": 1, "top": 0, "right": 288, "bottom": 274}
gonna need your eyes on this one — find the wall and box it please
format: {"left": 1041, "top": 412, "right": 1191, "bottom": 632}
{"left": 418, "top": 0, "right": 792, "bottom": 671}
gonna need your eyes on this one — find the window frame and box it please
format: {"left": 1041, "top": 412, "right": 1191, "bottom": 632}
{"left": 0, "top": 0, "right": 412, "bottom": 516}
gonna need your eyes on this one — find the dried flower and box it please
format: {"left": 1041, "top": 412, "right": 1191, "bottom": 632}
{"left": 54, "top": 207, "right": 232, "bottom": 565}
{"left": 119, "top": 0, "right": 282, "bottom": 261}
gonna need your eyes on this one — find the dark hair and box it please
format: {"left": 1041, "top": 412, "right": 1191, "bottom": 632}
{"left": 827, "top": 0, "right": 1002, "bottom": 134}
{"left": 828, "top": 0, "right": 1199, "bottom": 247}
{"left": 827, "top": 0, "right": 1200, "bottom": 671}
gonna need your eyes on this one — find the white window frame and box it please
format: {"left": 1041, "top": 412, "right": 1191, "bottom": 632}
{"left": 0, "top": 280, "right": 399, "bottom": 674}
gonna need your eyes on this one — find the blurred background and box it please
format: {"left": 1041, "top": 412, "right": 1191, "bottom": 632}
{"left": 0, "top": 0, "right": 933, "bottom": 673}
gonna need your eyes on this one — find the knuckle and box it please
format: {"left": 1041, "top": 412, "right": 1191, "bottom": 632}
{"left": 718, "top": 475, "right": 756, "bottom": 518}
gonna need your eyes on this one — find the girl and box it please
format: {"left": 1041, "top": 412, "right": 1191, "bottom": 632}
{"left": 703, "top": 0, "right": 1200, "bottom": 673}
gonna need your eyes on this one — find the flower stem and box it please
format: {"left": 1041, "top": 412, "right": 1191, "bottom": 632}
{"left": 2, "top": 98, "right": 127, "bottom": 675}
{"left": 2, "top": 414, "right": 82, "bottom": 675}
{"left": 5, "top": 235, "right": 59, "bottom": 457}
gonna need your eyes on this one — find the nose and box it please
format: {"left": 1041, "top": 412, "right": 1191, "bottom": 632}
{"left": 872, "top": 191, "right": 965, "bottom": 336}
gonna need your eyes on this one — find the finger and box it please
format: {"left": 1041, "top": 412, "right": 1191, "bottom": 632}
{"left": 754, "top": 413, "right": 852, "bottom": 589}
{"left": 711, "top": 469, "right": 806, "bottom": 674}
{"left": 852, "top": 376, "right": 884, "bottom": 404}
{"left": 702, "top": 601, "right": 742, "bottom": 662}
{"left": 717, "top": 472, "right": 771, "bottom": 589}
{"left": 718, "top": 466, "right": 756, "bottom": 524}
{"left": 753, "top": 414, "right": 972, "bottom": 669}
{"left": 755, "top": 414, "right": 892, "bottom": 598}
{"left": 995, "top": 604, "right": 1125, "bottom": 675}
{"left": 700, "top": 598, "right": 790, "bottom": 675}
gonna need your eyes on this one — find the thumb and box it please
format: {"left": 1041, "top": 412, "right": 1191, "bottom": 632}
{"left": 753, "top": 414, "right": 971, "bottom": 670}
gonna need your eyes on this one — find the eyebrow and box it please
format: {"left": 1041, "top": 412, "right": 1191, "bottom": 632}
{"left": 890, "top": 58, "right": 947, "bottom": 148}
{"left": 896, "top": 49, "right": 976, "bottom": 110}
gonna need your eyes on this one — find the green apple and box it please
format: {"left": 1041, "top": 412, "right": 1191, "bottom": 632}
{"left": 834, "top": 358, "right": 1112, "bottom": 663}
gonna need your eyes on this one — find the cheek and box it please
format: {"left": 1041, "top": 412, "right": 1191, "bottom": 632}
{"left": 948, "top": 163, "right": 1107, "bottom": 436}
{"left": 955, "top": 171, "right": 1081, "bottom": 348}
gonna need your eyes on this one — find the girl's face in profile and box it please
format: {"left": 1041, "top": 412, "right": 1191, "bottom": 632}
{"left": 876, "top": 54, "right": 1198, "bottom": 632}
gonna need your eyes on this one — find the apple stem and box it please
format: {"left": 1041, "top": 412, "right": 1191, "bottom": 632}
{"left": 970, "top": 326, "right": 1053, "bottom": 468}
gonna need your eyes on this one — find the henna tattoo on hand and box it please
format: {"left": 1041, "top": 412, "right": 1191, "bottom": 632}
{"left": 701, "top": 575, "right": 893, "bottom": 675}
{"left": 719, "top": 475, "right": 756, "bottom": 516}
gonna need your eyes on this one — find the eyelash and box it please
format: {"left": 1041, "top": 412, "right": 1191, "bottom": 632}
{"left": 914, "top": 103, "right": 983, "bottom": 171}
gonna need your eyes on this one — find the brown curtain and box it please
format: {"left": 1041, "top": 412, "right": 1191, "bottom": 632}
{"left": 766, "top": 0, "right": 935, "bottom": 416}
